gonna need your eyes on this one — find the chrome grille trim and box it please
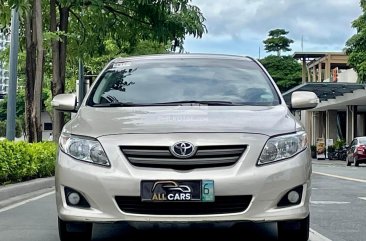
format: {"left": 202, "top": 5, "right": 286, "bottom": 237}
{"left": 120, "top": 145, "right": 246, "bottom": 169}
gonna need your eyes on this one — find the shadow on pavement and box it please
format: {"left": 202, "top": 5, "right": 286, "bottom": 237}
{"left": 92, "top": 222, "right": 278, "bottom": 241}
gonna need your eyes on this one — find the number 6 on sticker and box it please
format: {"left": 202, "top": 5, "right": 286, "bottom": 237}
{"left": 204, "top": 183, "right": 210, "bottom": 194}
{"left": 202, "top": 180, "right": 214, "bottom": 202}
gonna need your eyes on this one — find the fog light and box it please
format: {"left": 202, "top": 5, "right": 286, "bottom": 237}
{"left": 67, "top": 192, "right": 81, "bottom": 205}
{"left": 287, "top": 191, "right": 300, "bottom": 204}
{"left": 277, "top": 186, "right": 303, "bottom": 207}
{"left": 64, "top": 187, "right": 91, "bottom": 208}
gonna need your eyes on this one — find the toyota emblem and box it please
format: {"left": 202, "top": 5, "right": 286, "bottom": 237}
{"left": 170, "top": 141, "right": 196, "bottom": 158}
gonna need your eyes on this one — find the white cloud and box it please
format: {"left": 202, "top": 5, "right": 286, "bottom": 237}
{"left": 185, "top": 0, "right": 362, "bottom": 55}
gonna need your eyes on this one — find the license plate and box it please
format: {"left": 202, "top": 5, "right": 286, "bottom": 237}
{"left": 141, "top": 180, "right": 214, "bottom": 202}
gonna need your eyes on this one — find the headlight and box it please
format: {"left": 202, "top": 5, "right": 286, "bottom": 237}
{"left": 59, "top": 133, "right": 110, "bottom": 167}
{"left": 258, "top": 131, "right": 307, "bottom": 165}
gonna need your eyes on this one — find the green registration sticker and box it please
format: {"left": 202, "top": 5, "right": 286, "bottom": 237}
{"left": 202, "top": 180, "right": 215, "bottom": 202}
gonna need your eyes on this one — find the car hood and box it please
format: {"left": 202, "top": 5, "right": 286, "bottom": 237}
{"left": 66, "top": 105, "right": 297, "bottom": 138}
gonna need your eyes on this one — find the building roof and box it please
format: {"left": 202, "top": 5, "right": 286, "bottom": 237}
{"left": 293, "top": 52, "right": 347, "bottom": 60}
{"left": 282, "top": 82, "right": 366, "bottom": 104}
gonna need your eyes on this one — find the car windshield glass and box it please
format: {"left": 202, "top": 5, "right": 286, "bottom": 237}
{"left": 87, "top": 58, "right": 280, "bottom": 106}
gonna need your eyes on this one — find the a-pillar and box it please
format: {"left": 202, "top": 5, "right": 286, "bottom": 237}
{"left": 326, "top": 110, "right": 337, "bottom": 142}
{"left": 346, "top": 105, "right": 357, "bottom": 143}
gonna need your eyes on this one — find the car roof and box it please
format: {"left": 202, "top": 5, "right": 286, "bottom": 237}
{"left": 112, "top": 53, "right": 253, "bottom": 63}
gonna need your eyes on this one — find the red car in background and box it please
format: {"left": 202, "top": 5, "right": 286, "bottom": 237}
{"left": 346, "top": 137, "right": 366, "bottom": 166}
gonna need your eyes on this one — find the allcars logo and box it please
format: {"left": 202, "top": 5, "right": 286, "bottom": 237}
{"left": 151, "top": 181, "right": 192, "bottom": 201}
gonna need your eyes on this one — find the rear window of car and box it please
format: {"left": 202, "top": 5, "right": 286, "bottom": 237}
{"left": 359, "top": 138, "right": 366, "bottom": 144}
{"left": 87, "top": 57, "right": 281, "bottom": 106}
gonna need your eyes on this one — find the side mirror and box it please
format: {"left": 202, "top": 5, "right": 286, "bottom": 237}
{"left": 51, "top": 94, "right": 77, "bottom": 112}
{"left": 291, "top": 91, "right": 319, "bottom": 110}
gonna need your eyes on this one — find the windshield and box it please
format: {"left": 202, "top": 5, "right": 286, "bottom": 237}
{"left": 87, "top": 58, "right": 280, "bottom": 106}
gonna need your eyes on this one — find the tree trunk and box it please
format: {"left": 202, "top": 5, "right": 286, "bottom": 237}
{"left": 50, "top": 2, "right": 70, "bottom": 142}
{"left": 25, "top": 10, "right": 36, "bottom": 143}
{"left": 24, "top": 0, "right": 44, "bottom": 143}
{"left": 32, "top": 0, "right": 44, "bottom": 142}
{"left": 50, "top": 0, "right": 62, "bottom": 142}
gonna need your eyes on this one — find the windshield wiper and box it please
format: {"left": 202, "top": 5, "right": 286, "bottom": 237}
{"left": 151, "top": 100, "right": 239, "bottom": 106}
{"left": 92, "top": 100, "right": 247, "bottom": 107}
{"left": 92, "top": 102, "right": 140, "bottom": 107}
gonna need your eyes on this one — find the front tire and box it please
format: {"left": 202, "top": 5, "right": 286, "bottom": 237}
{"left": 277, "top": 215, "right": 309, "bottom": 241}
{"left": 58, "top": 218, "right": 93, "bottom": 241}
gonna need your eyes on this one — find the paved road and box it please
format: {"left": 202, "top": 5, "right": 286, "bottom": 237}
{"left": 311, "top": 160, "right": 366, "bottom": 241}
{"left": 0, "top": 160, "right": 365, "bottom": 241}
{"left": 0, "top": 193, "right": 277, "bottom": 241}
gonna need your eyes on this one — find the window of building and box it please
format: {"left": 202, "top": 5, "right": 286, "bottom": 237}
{"left": 44, "top": 122, "right": 53, "bottom": 131}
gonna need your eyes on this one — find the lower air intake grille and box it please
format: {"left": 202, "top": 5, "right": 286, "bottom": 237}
{"left": 115, "top": 196, "right": 252, "bottom": 215}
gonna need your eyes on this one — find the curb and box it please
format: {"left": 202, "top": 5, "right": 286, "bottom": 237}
{"left": 0, "top": 177, "right": 55, "bottom": 203}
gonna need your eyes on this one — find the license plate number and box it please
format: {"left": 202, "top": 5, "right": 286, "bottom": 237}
{"left": 141, "top": 180, "right": 214, "bottom": 202}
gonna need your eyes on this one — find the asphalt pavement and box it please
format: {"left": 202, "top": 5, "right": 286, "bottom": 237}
{"left": 0, "top": 160, "right": 365, "bottom": 241}
{"left": 311, "top": 159, "right": 366, "bottom": 241}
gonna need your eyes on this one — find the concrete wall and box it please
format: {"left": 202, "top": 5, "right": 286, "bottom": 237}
{"left": 338, "top": 69, "right": 358, "bottom": 83}
{"left": 41, "top": 111, "right": 52, "bottom": 141}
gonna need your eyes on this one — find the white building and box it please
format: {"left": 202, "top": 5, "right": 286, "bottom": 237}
{"left": 283, "top": 52, "right": 366, "bottom": 148}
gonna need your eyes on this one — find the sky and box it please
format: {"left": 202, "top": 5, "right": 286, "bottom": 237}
{"left": 184, "top": 0, "right": 362, "bottom": 58}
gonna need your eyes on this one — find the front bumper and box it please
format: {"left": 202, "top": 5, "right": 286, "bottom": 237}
{"left": 56, "top": 133, "right": 311, "bottom": 223}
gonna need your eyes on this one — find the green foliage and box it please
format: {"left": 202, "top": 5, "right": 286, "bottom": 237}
{"left": 260, "top": 55, "right": 302, "bottom": 92}
{"left": 1, "top": 0, "right": 207, "bottom": 88}
{"left": 0, "top": 119, "right": 23, "bottom": 137}
{"left": 0, "top": 140, "right": 57, "bottom": 184}
{"left": 0, "top": 90, "right": 25, "bottom": 121}
{"left": 334, "top": 139, "right": 346, "bottom": 150}
{"left": 0, "top": 121, "right": 5, "bottom": 137}
{"left": 65, "top": 0, "right": 206, "bottom": 62}
{"left": 345, "top": 0, "right": 366, "bottom": 83}
{"left": 1, "top": 0, "right": 207, "bottom": 142}
{"left": 128, "top": 40, "right": 168, "bottom": 56}
{"left": 27, "top": 142, "right": 57, "bottom": 178}
{"left": 263, "top": 29, "right": 294, "bottom": 56}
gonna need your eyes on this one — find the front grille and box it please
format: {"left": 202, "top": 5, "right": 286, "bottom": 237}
{"left": 115, "top": 196, "right": 252, "bottom": 215}
{"left": 120, "top": 145, "right": 246, "bottom": 169}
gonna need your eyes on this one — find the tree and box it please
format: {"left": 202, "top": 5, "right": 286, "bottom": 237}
{"left": 263, "top": 29, "right": 294, "bottom": 56}
{"left": 0, "top": 90, "right": 25, "bottom": 138}
{"left": 345, "top": 0, "right": 366, "bottom": 83}
{"left": 260, "top": 55, "right": 302, "bottom": 92}
{"left": 0, "top": 90, "right": 25, "bottom": 121}
{"left": 0, "top": 0, "right": 45, "bottom": 142}
{"left": 1, "top": 0, "right": 207, "bottom": 142}
{"left": 25, "top": 0, "right": 44, "bottom": 142}
{"left": 49, "top": 0, "right": 207, "bottom": 141}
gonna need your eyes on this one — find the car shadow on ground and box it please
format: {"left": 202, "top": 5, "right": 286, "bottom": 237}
{"left": 92, "top": 222, "right": 278, "bottom": 241}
